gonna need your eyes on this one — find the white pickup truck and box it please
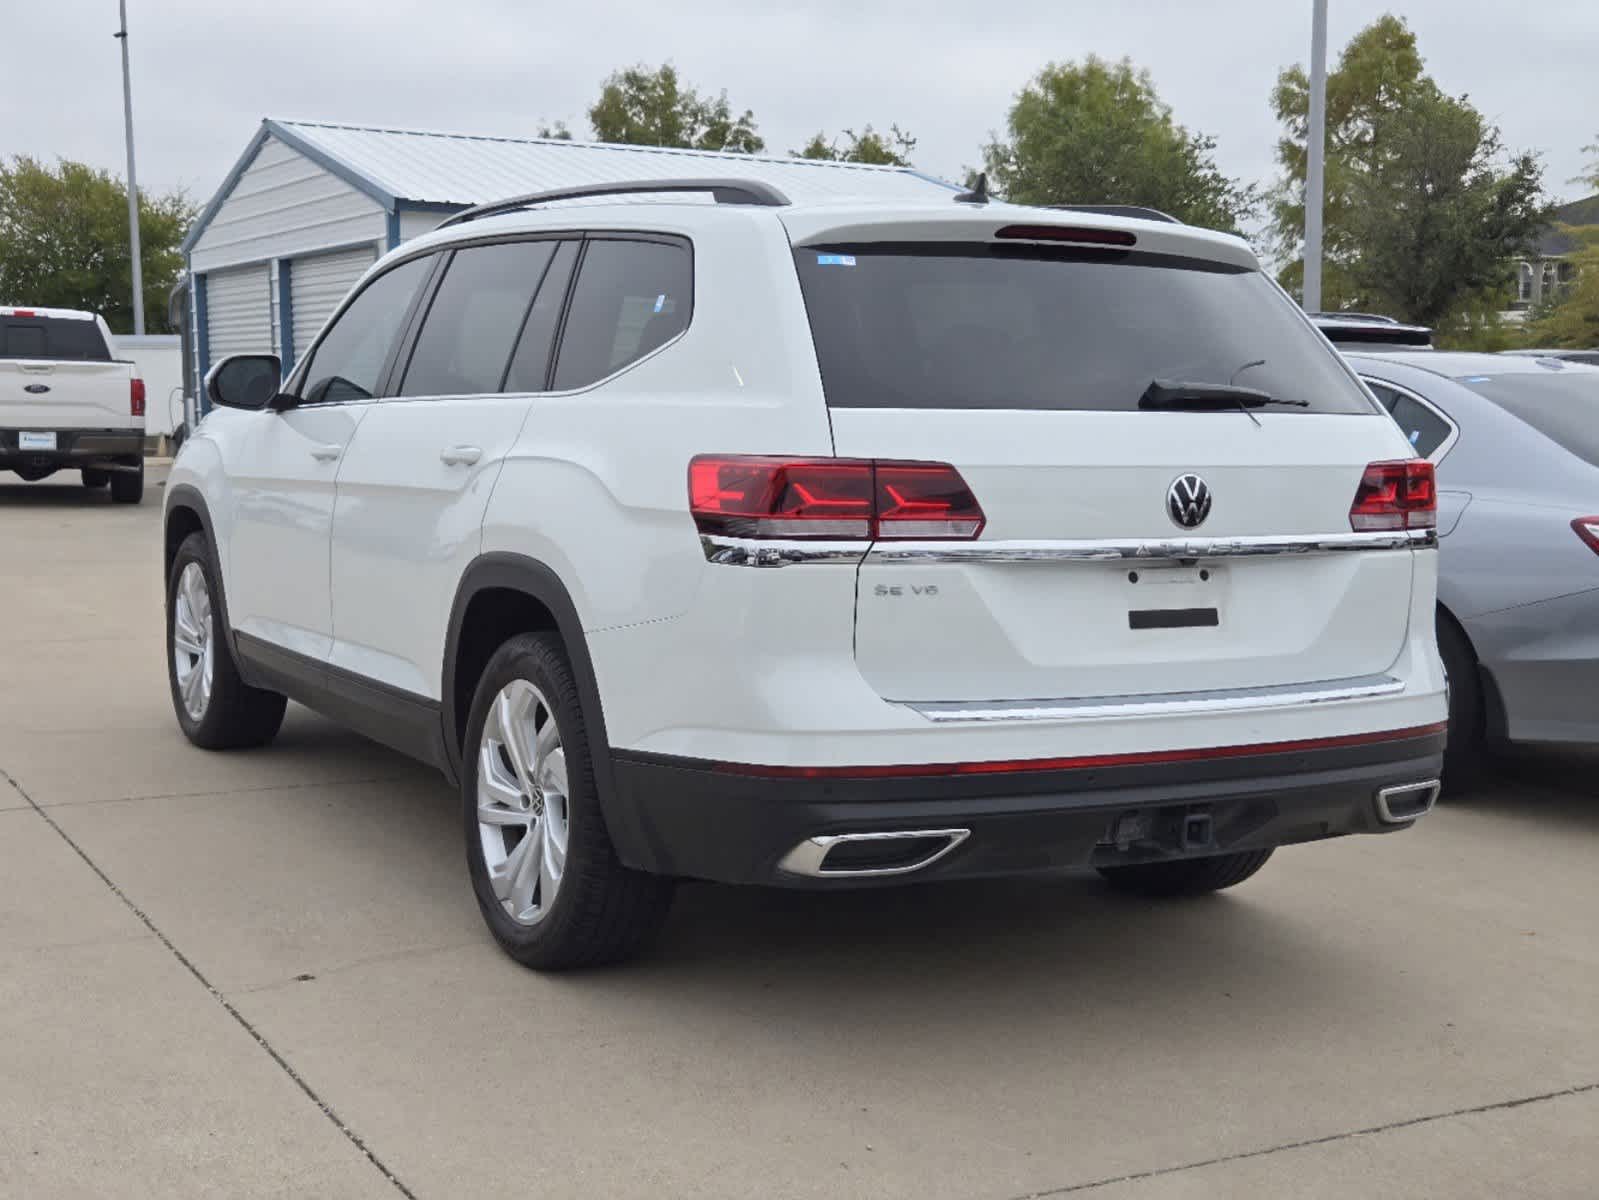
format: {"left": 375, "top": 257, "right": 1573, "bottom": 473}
{"left": 2, "top": 306, "right": 146, "bottom": 503}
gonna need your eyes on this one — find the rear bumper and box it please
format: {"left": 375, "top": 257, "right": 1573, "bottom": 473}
{"left": 1, "top": 428, "right": 144, "bottom": 468}
{"left": 604, "top": 728, "right": 1446, "bottom": 886}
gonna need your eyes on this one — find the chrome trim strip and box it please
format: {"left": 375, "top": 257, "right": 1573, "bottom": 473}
{"left": 777, "top": 829, "right": 971, "bottom": 878}
{"left": 908, "top": 675, "right": 1406, "bottom": 724}
{"left": 867, "top": 529, "right": 1436, "bottom": 564}
{"left": 1374, "top": 780, "right": 1441, "bottom": 824}
{"left": 700, "top": 529, "right": 1435, "bottom": 567}
{"left": 700, "top": 536, "right": 866, "bottom": 567}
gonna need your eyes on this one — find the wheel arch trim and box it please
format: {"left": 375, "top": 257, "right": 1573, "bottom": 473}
{"left": 442, "top": 553, "right": 658, "bottom": 870}
{"left": 163, "top": 485, "right": 243, "bottom": 667}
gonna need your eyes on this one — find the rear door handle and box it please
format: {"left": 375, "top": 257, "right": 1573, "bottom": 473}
{"left": 440, "top": 445, "right": 483, "bottom": 466}
{"left": 309, "top": 443, "right": 342, "bottom": 462}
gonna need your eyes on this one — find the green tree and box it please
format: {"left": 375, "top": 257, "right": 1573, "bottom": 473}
{"left": 1342, "top": 83, "right": 1546, "bottom": 325}
{"left": 1271, "top": 15, "right": 1547, "bottom": 321}
{"left": 794, "top": 124, "right": 917, "bottom": 166}
{"left": 587, "top": 63, "right": 763, "bottom": 153}
{"left": 978, "top": 56, "right": 1257, "bottom": 230}
{"left": 0, "top": 156, "right": 195, "bottom": 334}
{"left": 1270, "top": 14, "right": 1427, "bottom": 299}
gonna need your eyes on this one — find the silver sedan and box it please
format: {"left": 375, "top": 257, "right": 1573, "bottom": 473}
{"left": 1341, "top": 350, "right": 1599, "bottom": 781}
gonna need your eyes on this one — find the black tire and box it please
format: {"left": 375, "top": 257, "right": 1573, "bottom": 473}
{"left": 110, "top": 460, "right": 144, "bottom": 504}
{"left": 1098, "top": 849, "right": 1274, "bottom": 898}
{"left": 462, "top": 632, "right": 674, "bottom": 969}
{"left": 82, "top": 468, "right": 109, "bottom": 489}
{"left": 166, "top": 532, "right": 286, "bottom": 749}
{"left": 1437, "top": 610, "right": 1484, "bottom": 792}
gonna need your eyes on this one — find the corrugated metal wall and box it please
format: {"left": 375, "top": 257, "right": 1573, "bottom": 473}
{"left": 188, "top": 136, "right": 386, "bottom": 275}
{"left": 291, "top": 246, "right": 377, "bottom": 355}
{"left": 205, "top": 265, "right": 273, "bottom": 359}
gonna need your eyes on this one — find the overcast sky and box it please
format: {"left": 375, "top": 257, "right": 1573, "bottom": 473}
{"left": 4, "top": 0, "right": 1596, "bottom": 214}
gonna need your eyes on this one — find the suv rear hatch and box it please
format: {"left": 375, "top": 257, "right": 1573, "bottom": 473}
{"left": 786, "top": 215, "right": 1418, "bottom": 704}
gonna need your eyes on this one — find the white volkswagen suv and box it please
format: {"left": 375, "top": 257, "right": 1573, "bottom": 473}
{"left": 164, "top": 179, "right": 1447, "bottom": 969}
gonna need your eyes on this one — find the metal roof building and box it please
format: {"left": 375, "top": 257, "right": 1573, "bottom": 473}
{"left": 180, "top": 118, "right": 956, "bottom": 382}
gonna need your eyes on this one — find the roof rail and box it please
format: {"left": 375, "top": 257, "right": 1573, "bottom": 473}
{"left": 1048, "top": 204, "right": 1180, "bottom": 224}
{"left": 438, "top": 178, "right": 792, "bottom": 228}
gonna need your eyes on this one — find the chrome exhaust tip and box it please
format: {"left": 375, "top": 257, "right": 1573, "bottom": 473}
{"left": 777, "top": 828, "right": 971, "bottom": 878}
{"left": 1375, "top": 780, "right": 1441, "bottom": 824}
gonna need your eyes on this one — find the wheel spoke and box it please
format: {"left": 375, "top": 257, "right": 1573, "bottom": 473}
{"left": 181, "top": 659, "right": 204, "bottom": 710}
{"left": 540, "top": 808, "right": 567, "bottom": 899}
{"left": 477, "top": 747, "right": 529, "bottom": 823}
{"left": 505, "top": 823, "right": 543, "bottom": 916}
{"left": 495, "top": 691, "right": 535, "bottom": 795}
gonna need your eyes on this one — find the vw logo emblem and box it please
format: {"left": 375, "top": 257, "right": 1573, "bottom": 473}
{"left": 1167, "top": 474, "right": 1212, "bottom": 529}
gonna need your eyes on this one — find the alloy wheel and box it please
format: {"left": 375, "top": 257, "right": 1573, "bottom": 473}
{"left": 172, "top": 562, "right": 214, "bottom": 721}
{"left": 476, "top": 679, "right": 570, "bottom": 925}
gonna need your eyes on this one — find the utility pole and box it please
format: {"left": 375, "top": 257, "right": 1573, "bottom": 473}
{"left": 1302, "top": 0, "right": 1328, "bottom": 313}
{"left": 115, "top": 0, "right": 145, "bottom": 334}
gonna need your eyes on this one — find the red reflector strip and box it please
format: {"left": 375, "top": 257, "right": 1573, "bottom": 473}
{"left": 1572, "top": 517, "right": 1599, "bottom": 555}
{"left": 711, "top": 722, "right": 1449, "bottom": 779}
{"left": 994, "top": 224, "right": 1136, "bottom": 247}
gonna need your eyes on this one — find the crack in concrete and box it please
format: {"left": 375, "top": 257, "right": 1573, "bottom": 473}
{"left": 1009, "top": 1080, "right": 1599, "bottom": 1197}
{"left": 2, "top": 766, "right": 417, "bottom": 1200}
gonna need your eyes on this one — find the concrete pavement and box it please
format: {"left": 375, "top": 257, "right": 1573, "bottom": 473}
{"left": 2, "top": 469, "right": 1596, "bottom": 1198}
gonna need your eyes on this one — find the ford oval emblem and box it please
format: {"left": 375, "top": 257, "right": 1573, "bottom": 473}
{"left": 24, "top": 383, "right": 51, "bottom": 394}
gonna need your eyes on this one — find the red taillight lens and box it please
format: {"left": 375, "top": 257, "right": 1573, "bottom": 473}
{"left": 689, "top": 456, "right": 984, "bottom": 541}
{"left": 1350, "top": 459, "right": 1436, "bottom": 531}
{"left": 874, "top": 462, "right": 985, "bottom": 538}
{"left": 1572, "top": 517, "right": 1599, "bottom": 555}
{"left": 130, "top": 378, "right": 146, "bottom": 417}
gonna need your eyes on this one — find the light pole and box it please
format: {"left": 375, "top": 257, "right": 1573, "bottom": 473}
{"left": 1303, "top": 0, "right": 1328, "bottom": 313}
{"left": 115, "top": 0, "right": 145, "bottom": 335}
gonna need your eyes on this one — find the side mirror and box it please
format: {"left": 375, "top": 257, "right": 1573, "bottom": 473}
{"left": 205, "top": 354, "right": 283, "bottom": 411}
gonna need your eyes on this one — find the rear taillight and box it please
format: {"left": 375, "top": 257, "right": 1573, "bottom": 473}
{"left": 1349, "top": 459, "right": 1436, "bottom": 531}
{"left": 688, "top": 456, "right": 985, "bottom": 541}
{"left": 130, "top": 378, "right": 146, "bottom": 417}
{"left": 1572, "top": 518, "right": 1599, "bottom": 555}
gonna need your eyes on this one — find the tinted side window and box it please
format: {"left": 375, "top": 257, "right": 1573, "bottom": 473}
{"left": 552, "top": 239, "right": 692, "bottom": 391}
{"left": 503, "top": 241, "right": 578, "bottom": 392}
{"left": 298, "top": 256, "right": 431, "bottom": 405}
{"left": 398, "top": 241, "right": 556, "bottom": 398}
{"left": 1363, "top": 379, "right": 1454, "bottom": 457}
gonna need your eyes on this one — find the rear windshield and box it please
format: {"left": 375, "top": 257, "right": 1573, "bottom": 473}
{"left": 792, "top": 244, "right": 1375, "bottom": 414}
{"left": 1457, "top": 370, "right": 1599, "bottom": 467}
{"left": 1, "top": 316, "right": 111, "bottom": 361}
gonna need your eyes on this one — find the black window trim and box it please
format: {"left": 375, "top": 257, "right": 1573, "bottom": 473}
{"left": 545, "top": 231, "right": 696, "bottom": 396}
{"left": 287, "top": 229, "right": 696, "bottom": 405}
{"left": 382, "top": 232, "right": 580, "bottom": 403}
{"left": 285, "top": 251, "right": 445, "bottom": 407}
{"left": 1358, "top": 374, "right": 1460, "bottom": 463}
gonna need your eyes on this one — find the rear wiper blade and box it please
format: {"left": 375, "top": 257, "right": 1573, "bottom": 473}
{"left": 1138, "top": 379, "right": 1310, "bottom": 411}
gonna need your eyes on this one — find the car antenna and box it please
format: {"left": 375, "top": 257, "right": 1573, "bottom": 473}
{"left": 954, "top": 172, "right": 990, "bottom": 205}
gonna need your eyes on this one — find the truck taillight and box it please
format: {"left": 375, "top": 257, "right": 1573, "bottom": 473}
{"left": 1349, "top": 460, "right": 1435, "bottom": 531}
{"left": 130, "top": 378, "right": 146, "bottom": 417}
{"left": 688, "top": 456, "right": 985, "bottom": 541}
{"left": 1572, "top": 518, "right": 1599, "bottom": 555}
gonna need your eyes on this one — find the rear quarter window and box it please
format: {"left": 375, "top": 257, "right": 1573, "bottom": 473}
{"left": 792, "top": 244, "right": 1375, "bottom": 415}
{"left": 551, "top": 238, "right": 692, "bottom": 391}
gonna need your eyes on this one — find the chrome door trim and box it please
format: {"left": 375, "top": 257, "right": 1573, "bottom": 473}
{"left": 699, "top": 529, "right": 1435, "bottom": 567}
{"left": 907, "top": 674, "right": 1406, "bottom": 724}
